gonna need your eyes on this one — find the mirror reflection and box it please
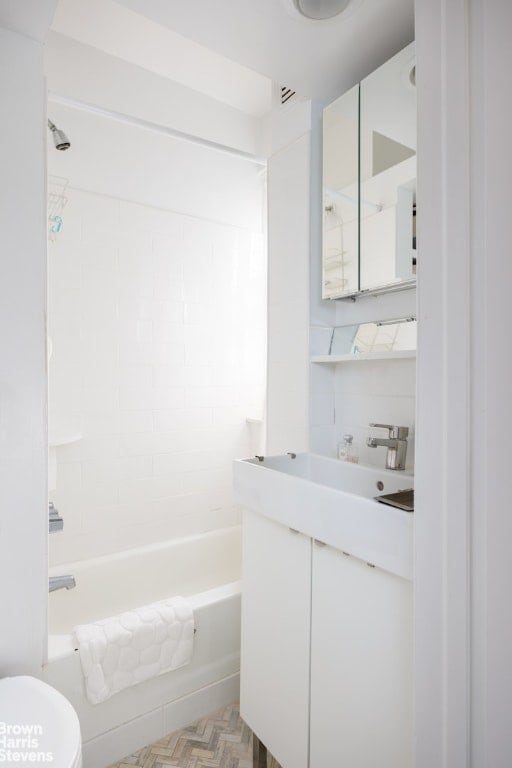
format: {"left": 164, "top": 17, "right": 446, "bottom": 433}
{"left": 360, "top": 42, "right": 416, "bottom": 291}
{"left": 322, "top": 85, "right": 359, "bottom": 298}
{"left": 322, "top": 42, "right": 416, "bottom": 299}
{"left": 330, "top": 317, "right": 417, "bottom": 355}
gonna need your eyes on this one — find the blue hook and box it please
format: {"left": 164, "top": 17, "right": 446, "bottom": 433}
{"left": 49, "top": 215, "right": 63, "bottom": 234}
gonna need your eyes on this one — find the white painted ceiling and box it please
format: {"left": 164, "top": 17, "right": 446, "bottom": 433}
{"left": 50, "top": 0, "right": 414, "bottom": 119}
{"left": 51, "top": 0, "right": 273, "bottom": 116}
{"left": 0, "top": 0, "right": 58, "bottom": 41}
{"left": 115, "top": 0, "right": 415, "bottom": 102}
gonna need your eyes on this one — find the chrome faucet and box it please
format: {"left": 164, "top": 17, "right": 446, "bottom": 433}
{"left": 49, "top": 502, "right": 63, "bottom": 533}
{"left": 49, "top": 575, "right": 76, "bottom": 592}
{"left": 366, "top": 423, "right": 409, "bottom": 471}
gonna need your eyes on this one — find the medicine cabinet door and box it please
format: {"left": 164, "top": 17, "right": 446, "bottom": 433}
{"left": 322, "top": 84, "right": 359, "bottom": 299}
{"left": 359, "top": 42, "right": 417, "bottom": 291}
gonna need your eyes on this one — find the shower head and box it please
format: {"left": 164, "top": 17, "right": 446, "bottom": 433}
{"left": 47, "top": 119, "right": 71, "bottom": 151}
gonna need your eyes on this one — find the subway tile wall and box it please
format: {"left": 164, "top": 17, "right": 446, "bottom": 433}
{"left": 48, "top": 188, "right": 266, "bottom": 565}
{"left": 309, "top": 358, "right": 416, "bottom": 470}
{"left": 326, "top": 358, "right": 416, "bottom": 471}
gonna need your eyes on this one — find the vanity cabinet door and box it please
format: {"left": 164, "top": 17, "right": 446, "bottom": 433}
{"left": 241, "top": 509, "right": 311, "bottom": 768}
{"left": 310, "top": 543, "right": 413, "bottom": 768}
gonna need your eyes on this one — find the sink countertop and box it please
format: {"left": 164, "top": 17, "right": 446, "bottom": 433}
{"left": 233, "top": 452, "right": 414, "bottom": 581}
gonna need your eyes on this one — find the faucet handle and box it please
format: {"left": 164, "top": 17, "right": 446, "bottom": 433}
{"left": 49, "top": 502, "right": 64, "bottom": 533}
{"left": 369, "top": 423, "right": 409, "bottom": 439}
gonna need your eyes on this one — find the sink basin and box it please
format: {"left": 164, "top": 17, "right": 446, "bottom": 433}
{"left": 240, "top": 453, "right": 412, "bottom": 497}
{"left": 233, "top": 452, "right": 414, "bottom": 580}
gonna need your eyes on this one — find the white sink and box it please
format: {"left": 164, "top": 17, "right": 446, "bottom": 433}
{"left": 233, "top": 452, "right": 414, "bottom": 580}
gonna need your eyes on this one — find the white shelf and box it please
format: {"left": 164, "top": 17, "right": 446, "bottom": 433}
{"left": 49, "top": 432, "right": 82, "bottom": 448}
{"left": 48, "top": 432, "right": 82, "bottom": 492}
{"left": 310, "top": 350, "right": 416, "bottom": 364}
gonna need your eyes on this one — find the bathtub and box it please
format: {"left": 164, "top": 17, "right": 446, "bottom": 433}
{"left": 42, "top": 527, "right": 242, "bottom": 768}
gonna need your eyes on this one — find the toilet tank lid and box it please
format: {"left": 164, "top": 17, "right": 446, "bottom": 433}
{"left": 0, "top": 676, "right": 81, "bottom": 767}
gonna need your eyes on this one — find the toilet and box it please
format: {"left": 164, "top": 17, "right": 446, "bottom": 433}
{"left": 0, "top": 676, "right": 82, "bottom": 768}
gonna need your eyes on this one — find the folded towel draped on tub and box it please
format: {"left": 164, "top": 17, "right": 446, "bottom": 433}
{"left": 74, "top": 596, "right": 194, "bottom": 705}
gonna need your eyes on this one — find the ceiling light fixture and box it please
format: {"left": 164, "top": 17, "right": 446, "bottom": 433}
{"left": 288, "top": 0, "right": 353, "bottom": 20}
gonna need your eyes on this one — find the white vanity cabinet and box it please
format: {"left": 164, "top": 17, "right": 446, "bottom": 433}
{"left": 309, "top": 542, "right": 413, "bottom": 768}
{"left": 240, "top": 511, "right": 413, "bottom": 768}
{"left": 240, "top": 509, "right": 311, "bottom": 768}
{"left": 234, "top": 453, "right": 414, "bottom": 768}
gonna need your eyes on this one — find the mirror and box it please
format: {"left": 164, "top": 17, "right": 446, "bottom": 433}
{"left": 322, "top": 42, "right": 416, "bottom": 299}
{"left": 360, "top": 42, "right": 416, "bottom": 290}
{"left": 329, "top": 317, "right": 417, "bottom": 355}
{"left": 322, "top": 85, "right": 359, "bottom": 298}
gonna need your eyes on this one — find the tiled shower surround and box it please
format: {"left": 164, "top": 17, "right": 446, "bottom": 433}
{"left": 48, "top": 188, "right": 266, "bottom": 565}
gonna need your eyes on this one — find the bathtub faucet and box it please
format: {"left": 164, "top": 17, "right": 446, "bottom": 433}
{"left": 49, "top": 575, "right": 76, "bottom": 593}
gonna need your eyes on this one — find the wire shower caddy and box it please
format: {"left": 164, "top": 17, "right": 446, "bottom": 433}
{"left": 48, "top": 175, "right": 69, "bottom": 240}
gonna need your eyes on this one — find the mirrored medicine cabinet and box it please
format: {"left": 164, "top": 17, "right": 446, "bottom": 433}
{"left": 322, "top": 42, "right": 416, "bottom": 300}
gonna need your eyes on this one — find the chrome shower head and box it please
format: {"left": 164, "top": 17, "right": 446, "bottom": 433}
{"left": 47, "top": 119, "right": 71, "bottom": 151}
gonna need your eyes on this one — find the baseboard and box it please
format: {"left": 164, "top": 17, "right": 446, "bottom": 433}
{"left": 82, "top": 673, "right": 240, "bottom": 768}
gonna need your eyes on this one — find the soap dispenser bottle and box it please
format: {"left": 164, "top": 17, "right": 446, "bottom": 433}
{"left": 338, "top": 434, "right": 359, "bottom": 463}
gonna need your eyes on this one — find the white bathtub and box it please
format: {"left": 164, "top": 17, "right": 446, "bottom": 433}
{"left": 43, "top": 527, "right": 242, "bottom": 768}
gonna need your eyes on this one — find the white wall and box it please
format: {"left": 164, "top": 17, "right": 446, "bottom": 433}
{"left": 0, "top": 26, "right": 49, "bottom": 674}
{"left": 266, "top": 100, "right": 311, "bottom": 454}
{"left": 415, "top": 0, "right": 512, "bottom": 766}
{"left": 48, "top": 110, "right": 266, "bottom": 565}
{"left": 45, "top": 32, "right": 264, "bottom": 157}
{"left": 476, "top": 5, "right": 512, "bottom": 759}
{"left": 310, "top": 226, "right": 417, "bottom": 462}
{"left": 330, "top": 290, "right": 416, "bottom": 466}
{"left": 47, "top": 102, "right": 264, "bottom": 230}
{"left": 331, "top": 359, "right": 415, "bottom": 469}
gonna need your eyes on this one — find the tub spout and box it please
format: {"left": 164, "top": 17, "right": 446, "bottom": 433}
{"left": 49, "top": 575, "right": 76, "bottom": 593}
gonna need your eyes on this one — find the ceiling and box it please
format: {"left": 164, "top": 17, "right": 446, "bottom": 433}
{"left": 0, "top": 0, "right": 58, "bottom": 41}
{"left": 115, "top": 0, "right": 414, "bottom": 103}
{"left": 51, "top": 0, "right": 273, "bottom": 116}
{"left": 49, "top": 0, "right": 414, "bottom": 121}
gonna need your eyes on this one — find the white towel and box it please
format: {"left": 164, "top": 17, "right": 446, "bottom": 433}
{"left": 74, "top": 596, "right": 194, "bottom": 705}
